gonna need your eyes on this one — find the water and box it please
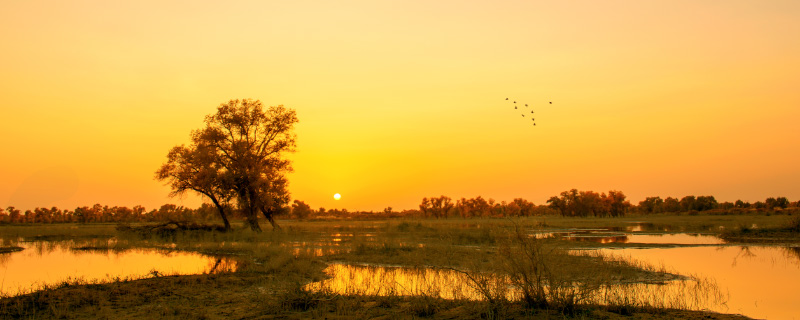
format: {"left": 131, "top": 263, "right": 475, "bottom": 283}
{"left": 307, "top": 237, "right": 800, "bottom": 319}
{"left": 561, "top": 233, "right": 725, "bottom": 245}
{"left": 305, "top": 263, "right": 485, "bottom": 300}
{"left": 0, "top": 240, "right": 237, "bottom": 297}
{"left": 532, "top": 227, "right": 725, "bottom": 245}
{"left": 306, "top": 262, "right": 723, "bottom": 309}
{"left": 600, "top": 246, "right": 800, "bottom": 319}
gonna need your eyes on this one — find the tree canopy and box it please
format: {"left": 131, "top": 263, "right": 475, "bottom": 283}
{"left": 156, "top": 99, "right": 298, "bottom": 231}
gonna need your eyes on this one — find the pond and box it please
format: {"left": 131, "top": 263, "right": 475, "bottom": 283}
{"left": 307, "top": 238, "right": 799, "bottom": 319}
{"left": 600, "top": 245, "right": 800, "bottom": 319}
{"left": 0, "top": 239, "right": 237, "bottom": 297}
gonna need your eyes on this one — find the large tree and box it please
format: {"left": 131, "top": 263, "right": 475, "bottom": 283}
{"left": 157, "top": 99, "right": 297, "bottom": 232}
{"left": 195, "top": 99, "right": 297, "bottom": 231}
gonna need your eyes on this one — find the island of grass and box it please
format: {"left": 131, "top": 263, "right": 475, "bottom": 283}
{"left": 720, "top": 215, "right": 800, "bottom": 243}
{"left": 0, "top": 246, "right": 23, "bottom": 254}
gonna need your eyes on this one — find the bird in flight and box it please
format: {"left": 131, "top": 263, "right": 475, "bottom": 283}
{"left": 504, "top": 97, "right": 554, "bottom": 128}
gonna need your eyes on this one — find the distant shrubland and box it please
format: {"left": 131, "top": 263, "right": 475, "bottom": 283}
{"left": 1, "top": 191, "right": 797, "bottom": 224}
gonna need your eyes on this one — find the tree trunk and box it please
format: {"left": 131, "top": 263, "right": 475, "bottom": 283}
{"left": 247, "top": 210, "right": 262, "bottom": 232}
{"left": 260, "top": 207, "right": 282, "bottom": 230}
{"left": 208, "top": 196, "right": 231, "bottom": 231}
{"left": 246, "top": 191, "right": 262, "bottom": 232}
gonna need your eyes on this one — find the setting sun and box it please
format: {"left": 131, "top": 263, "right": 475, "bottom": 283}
{"left": 1, "top": 2, "right": 800, "bottom": 318}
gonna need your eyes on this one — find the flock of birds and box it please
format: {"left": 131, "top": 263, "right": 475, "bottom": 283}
{"left": 506, "top": 97, "right": 552, "bottom": 127}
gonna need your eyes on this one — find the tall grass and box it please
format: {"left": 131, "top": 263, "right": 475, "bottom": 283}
{"left": 0, "top": 218, "right": 737, "bottom": 318}
{"left": 492, "top": 224, "right": 727, "bottom": 314}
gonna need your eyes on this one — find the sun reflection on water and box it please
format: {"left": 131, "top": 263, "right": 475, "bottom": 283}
{"left": 0, "top": 240, "right": 238, "bottom": 297}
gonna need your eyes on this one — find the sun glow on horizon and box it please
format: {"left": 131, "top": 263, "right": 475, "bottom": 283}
{"left": 333, "top": 193, "right": 341, "bottom": 201}
{"left": 0, "top": 1, "right": 799, "bottom": 211}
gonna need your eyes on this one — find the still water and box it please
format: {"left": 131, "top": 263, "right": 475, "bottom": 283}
{"left": 305, "top": 263, "right": 484, "bottom": 300}
{"left": 533, "top": 229, "right": 725, "bottom": 245}
{"left": 601, "top": 246, "right": 800, "bottom": 319}
{"left": 0, "top": 240, "right": 236, "bottom": 296}
{"left": 308, "top": 240, "right": 800, "bottom": 319}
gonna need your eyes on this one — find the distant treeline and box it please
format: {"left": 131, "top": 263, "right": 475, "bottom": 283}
{"left": 0, "top": 204, "right": 224, "bottom": 224}
{"left": 1, "top": 190, "right": 798, "bottom": 224}
{"left": 407, "top": 190, "right": 797, "bottom": 219}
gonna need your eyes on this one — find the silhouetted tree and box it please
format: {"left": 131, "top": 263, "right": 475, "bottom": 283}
{"left": 679, "top": 196, "right": 696, "bottom": 212}
{"left": 511, "top": 198, "right": 536, "bottom": 216}
{"left": 161, "top": 99, "right": 297, "bottom": 232}
{"left": 694, "top": 196, "right": 717, "bottom": 211}
{"left": 719, "top": 201, "right": 735, "bottom": 210}
{"left": 775, "top": 197, "right": 790, "bottom": 209}
{"left": 255, "top": 170, "right": 290, "bottom": 228}
{"left": 639, "top": 197, "right": 664, "bottom": 214}
{"left": 547, "top": 189, "right": 580, "bottom": 216}
{"left": 6, "top": 207, "right": 21, "bottom": 223}
{"left": 291, "top": 200, "right": 313, "bottom": 219}
{"left": 660, "top": 197, "right": 679, "bottom": 212}
{"left": 603, "top": 190, "right": 630, "bottom": 217}
{"left": 546, "top": 189, "right": 628, "bottom": 217}
{"left": 765, "top": 197, "right": 790, "bottom": 210}
{"left": 734, "top": 199, "right": 750, "bottom": 208}
{"left": 420, "top": 196, "right": 454, "bottom": 218}
{"left": 454, "top": 196, "right": 493, "bottom": 218}
{"left": 156, "top": 143, "right": 234, "bottom": 230}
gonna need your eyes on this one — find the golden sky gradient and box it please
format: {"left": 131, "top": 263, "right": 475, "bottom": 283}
{"left": 2, "top": 1, "right": 799, "bottom": 212}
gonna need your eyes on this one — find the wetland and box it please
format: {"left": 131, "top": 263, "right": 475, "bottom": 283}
{"left": 1, "top": 213, "right": 798, "bottom": 319}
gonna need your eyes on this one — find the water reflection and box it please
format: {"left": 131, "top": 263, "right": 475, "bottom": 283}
{"left": 532, "top": 230, "right": 725, "bottom": 245}
{"left": 624, "top": 222, "right": 654, "bottom": 232}
{"left": 307, "top": 245, "right": 799, "bottom": 319}
{"left": 305, "top": 263, "right": 488, "bottom": 300}
{"left": 600, "top": 246, "right": 800, "bottom": 319}
{"left": 783, "top": 246, "right": 800, "bottom": 263}
{"left": 0, "top": 241, "right": 238, "bottom": 297}
{"left": 292, "top": 247, "right": 347, "bottom": 257}
{"left": 625, "top": 234, "right": 725, "bottom": 245}
{"left": 306, "top": 263, "right": 724, "bottom": 312}
{"left": 564, "top": 234, "right": 629, "bottom": 244}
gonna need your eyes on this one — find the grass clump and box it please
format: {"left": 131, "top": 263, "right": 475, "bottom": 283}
{"left": 0, "top": 246, "right": 23, "bottom": 254}
{"left": 720, "top": 215, "right": 800, "bottom": 243}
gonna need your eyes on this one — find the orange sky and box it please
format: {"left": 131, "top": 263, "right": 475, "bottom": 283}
{"left": 2, "top": 1, "right": 799, "bottom": 212}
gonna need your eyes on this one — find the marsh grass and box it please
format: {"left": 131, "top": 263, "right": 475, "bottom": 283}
{"left": 302, "top": 221, "right": 721, "bottom": 317}
{"left": 0, "top": 224, "right": 117, "bottom": 240}
{"left": 720, "top": 214, "right": 800, "bottom": 243}
{"left": 0, "top": 246, "right": 23, "bottom": 254}
{"left": 0, "top": 217, "right": 759, "bottom": 319}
